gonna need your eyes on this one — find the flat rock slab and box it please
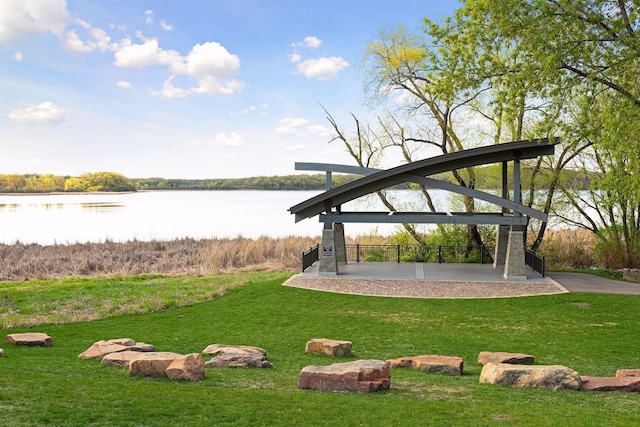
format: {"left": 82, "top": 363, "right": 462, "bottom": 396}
{"left": 480, "top": 363, "right": 581, "bottom": 391}
{"left": 166, "top": 353, "right": 205, "bottom": 381}
{"left": 202, "top": 344, "right": 266, "bottom": 356}
{"left": 102, "top": 350, "right": 148, "bottom": 367}
{"left": 305, "top": 338, "right": 352, "bottom": 357}
{"left": 129, "top": 352, "right": 183, "bottom": 378}
{"left": 386, "top": 355, "right": 463, "bottom": 375}
{"left": 478, "top": 351, "right": 534, "bottom": 366}
{"left": 79, "top": 339, "right": 156, "bottom": 360}
{"left": 581, "top": 376, "right": 640, "bottom": 392}
{"left": 205, "top": 354, "right": 273, "bottom": 368}
{"left": 79, "top": 341, "right": 130, "bottom": 360}
{"left": 616, "top": 369, "right": 640, "bottom": 378}
{"left": 298, "top": 359, "right": 390, "bottom": 392}
{"left": 5, "top": 333, "right": 52, "bottom": 347}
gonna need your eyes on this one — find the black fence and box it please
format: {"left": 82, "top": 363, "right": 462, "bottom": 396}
{"left": 346, "top": 244, "right": 494, "bottom": 265}
{"left": 301, "top": 243, "right": 545, "bottom": 276}
{"left": 302, "top": 244, "right": 320, "bottom": 272}
{"left": 525, "top": 247, "right": 545, "bottom": 277}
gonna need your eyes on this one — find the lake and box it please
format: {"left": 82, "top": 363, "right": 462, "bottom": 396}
{"left": 0, "top": 191, "right": 413, "bottom": 245}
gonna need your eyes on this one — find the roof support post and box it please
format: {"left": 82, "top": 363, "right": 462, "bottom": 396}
{"left": 501, "top": 161, "right": 508, "bottom": 213}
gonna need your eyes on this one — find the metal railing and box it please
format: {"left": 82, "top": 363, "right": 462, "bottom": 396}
{"left": 525, "top": 247, "right": 545, "bottom": 277}
{"left": 346, "top": 244, "right": 494, "bottom": 265}
{"left": 302, "top": 244, "right": 320, "bottom": 272}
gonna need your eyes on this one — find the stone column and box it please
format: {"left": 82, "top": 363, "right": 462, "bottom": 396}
{"left": 493, "top": 225, "right": 510, "bottom": 268}
{"left": 334, "top": 223, "right": 347, "bottom": 265}
{"left": 319, "top": 228, "right": 339, "bottom": 275}
{"left": 503, "top": 230, "right": 526, "bottom": 280}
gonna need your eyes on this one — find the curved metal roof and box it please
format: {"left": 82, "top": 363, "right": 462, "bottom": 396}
{"left": 289, "top": 138, "right": 556, "bottom": 222}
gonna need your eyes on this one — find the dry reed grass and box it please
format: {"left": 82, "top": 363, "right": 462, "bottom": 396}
{"left": 0, "top": 228, "right": 600, "bottom": 282}
{"left": 0, "top": 236, "right": 324, "bottom": 282}
{"left": 537, "top": 228, "right": 596, "bottom": 269}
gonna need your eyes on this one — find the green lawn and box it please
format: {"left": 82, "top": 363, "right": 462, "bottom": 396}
{"left": 2, "top": 272, "right": 640, "bottom": 426}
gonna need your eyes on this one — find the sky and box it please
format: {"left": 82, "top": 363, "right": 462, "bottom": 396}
{"left": 0, "top": 0, "right": 460, "bottom": 179}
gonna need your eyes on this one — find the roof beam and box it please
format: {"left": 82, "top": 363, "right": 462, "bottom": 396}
{"left": 319, "top": 212, "right": 529, "bottom": 226}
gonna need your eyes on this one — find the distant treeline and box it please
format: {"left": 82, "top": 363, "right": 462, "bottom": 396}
{"left": 0, "top": 166, "right": 589, "bottom": 194}
{"left": 133, "top": 174, "right": 361, "bottom": 191}
{"left": 0, "top": 172, "right": 360, "bottom": 193}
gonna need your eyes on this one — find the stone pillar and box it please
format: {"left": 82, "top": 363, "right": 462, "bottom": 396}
{"left": 319, "top": 228, "right": 339, "bottom": 275}
{"left": 334, "top": 223, "right": 347, "bottom": 265}
{"left": 503, "top": 230, "right": 526, "bottom": 280}
{"left": 493, "top": 225, "right": 510, "bottom": 268}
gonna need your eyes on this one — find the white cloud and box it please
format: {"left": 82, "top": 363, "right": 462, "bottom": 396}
{"left": 118, "top": 39, "right": 244, "bottom": 98}
{"left": 117, "top": 81, "right": 132, "bottom": 88}
{"left": 285, "top": 145, "right": 305, "bottom": 151}
{"left": 114, "top": 38, "right": 180, "bottom": 68}
{"left": 8, "top": 102, "right": 69, "bottom": 125}
{"left": 289, "top": 53, "right": 301, "bottom": 63}
{"left": 303, "top": 36, "right": 322, "bottom": 48}
{"left": 293, "top": 36, "right": 322, "bottom": 48}
{"left": 13, "top": 51, "right": 22, "bottom": 61}
{"left": 231, "top": 104, "right": 269, "bottom": 117}
{"left": 296, "top": 56, "right": 349, "bottom": 80}
{"left": 63, "top": 20, "right": 118, "bottom": 53}
{"left": 151, "top": 75, "right": 189, "bottom": 98}
{"left": 145, "top": 10, "right": 154, "bottom": 25}
{"left": 273, "top": 117, "right": 330, "bottom": 137}
{"left": 160, "top": 20, "right": 174, "bottom": 31}
{"left": 215, "top": 132, "right": 244, "bottom": 147}
{"left": 0, "top": 0, "right": 69, "bottom": 43}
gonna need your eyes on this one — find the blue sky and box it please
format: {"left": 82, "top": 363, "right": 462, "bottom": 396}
{"left": 1, "top": 0, "right": 460, "bottom": 178}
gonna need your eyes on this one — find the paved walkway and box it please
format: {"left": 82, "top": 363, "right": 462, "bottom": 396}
{"left": 283, "top": 262, "right": 640, "bottom": 299}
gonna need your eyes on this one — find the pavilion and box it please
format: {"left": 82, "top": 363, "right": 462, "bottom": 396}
{"left": 289, "top": 138, "right": 557, "bottom": 279}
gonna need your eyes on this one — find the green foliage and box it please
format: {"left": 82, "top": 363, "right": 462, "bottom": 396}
{"left": 0, "top": 174, "right": 67, "bottom": 193}
{"left": 63, "top": 172, "right": 136, "bottom": 192}
{"left": 2, "top": 275, "right": 640, "bottom": 426}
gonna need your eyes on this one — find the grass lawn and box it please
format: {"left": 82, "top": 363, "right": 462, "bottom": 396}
{"left": 2, "top": 271, "right": 640, "bottom": 426}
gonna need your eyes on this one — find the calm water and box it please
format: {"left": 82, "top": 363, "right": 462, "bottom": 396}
{"left": 0, "top": 191, "right": 406, "bottom": 245}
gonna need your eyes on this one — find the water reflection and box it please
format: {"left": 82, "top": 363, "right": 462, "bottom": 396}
{"left": 80, "top": 202, "right": 125, "bottom": 211}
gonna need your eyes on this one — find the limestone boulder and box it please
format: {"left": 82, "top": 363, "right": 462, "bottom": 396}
{"left": 129, "top": 342, "right": 155, "bottom": 352}
{"left": 305, "top": 338, "right": 352, "bottom": 357}
{"left": 78, "top": 340, "right": 130, "bottom": 360}
{"left": 298, "top": 359, "right": 390, "bottom": 392}
{"left": 385, "top": 356, "right": 414, "bottom": 369}
{"left": 129, "top": 352, "right": 183, "bottom": 378}
{"left": 616, "top": 369, "right": 640, "bottom": 378}
{"left": 101, "top": 350, "right": 148, "bottom": 367}
{"left": 5, "top": 332, "right": 52, "bottom": 347}
{"left": 205, "top": 354, "right": 274, "bottom": 368}
{"left": 79, "top": 338, "right": 155, "bottom": 360}
{"left": 202, "top": 344, "right": 266, "bottom": 357}
{"left": 386, "top": 355, "right": 463, "bottom": 375}
{"left": 480, "top": 362, "right": 581, "bottom": 391}
{"left": 107, "top": 338, "right": 136, "bottom": 346}
{"left": 413, "top": 355, "right": 464, "bottom": 375}
{"left": 581, "top": 375, "right": 640, "bottom": 392}
{"left": 478, "top": 351, "right": 534, "bottom": 366}
{"left": 166, "top": 353, "right": 206, "bottom": 381}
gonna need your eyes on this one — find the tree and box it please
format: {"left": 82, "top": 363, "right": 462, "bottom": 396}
{"left": 457, "top": 0, "right": 640, "bottom": 266}
{"left": 64, "top": 172, "right": 136, "bottom": 192}
{"left": 328, "top": 17, "right": 571, "bottom": 250}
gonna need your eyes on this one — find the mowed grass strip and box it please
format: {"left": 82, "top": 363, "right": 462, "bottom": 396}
{"left": 0, "top": 271, "right": 291, "bottom": 328}
{"left": 1, "top": 273, "right": 640, "bottom": 426}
